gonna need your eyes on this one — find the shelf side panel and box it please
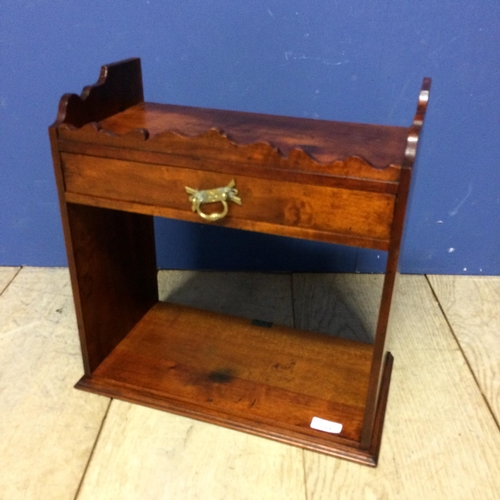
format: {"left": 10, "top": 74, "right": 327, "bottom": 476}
{"left": 361, "top": 78, "right": 431, "bottom": 448}
{"left": 66, "top": 204, "right": 158, "bottom": 373}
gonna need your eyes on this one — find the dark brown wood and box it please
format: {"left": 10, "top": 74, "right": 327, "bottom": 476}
{"left": 50, "top": 123, "right": 158, "bottom": 375}
{"left": 52, "top": 58, "right": 144, "bottom": 129}
{"left": 96, "top": 102, "right": 408, "bottom": 170}
{"left": 60, "top": 152, "right": 396, "bottom": 250}
{"left": 360, "top": 78, "right": 431, "bottom": 448}
{"left": 76, "top": 302, "right": 379, "bottom": 464}
{"left": 58, "top": 139, "right": 401, "bottom": 195}
{"left": 84, "top": 302, "right": 371, "bottom": 438}
{"left": 58, "top": 107, "right": 406, "bottom": 175}
{"left": 65, "top": 204, "right": 158, "bottom": 373}
{"left": 48, "top": 58, "right": 430, "bottom": 465}
{"left": 64, "top": 192, "right": 393, "bottom": 251}
{"left": 366, "top": 352, "right": 394, "bottom": 465}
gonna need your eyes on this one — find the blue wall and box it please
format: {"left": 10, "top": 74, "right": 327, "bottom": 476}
{"left": 1, "top": 1, "right": 499, "bottom": 274}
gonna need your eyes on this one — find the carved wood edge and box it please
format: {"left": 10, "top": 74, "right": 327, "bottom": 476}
{"left": 51, "top": 58, "right": 144, "bottom": 129}
{"left": 57, "top": 123, "right": 402, "bottom": 181}
{"left": 402, "top": 77, "right": 431, "bottom": 169}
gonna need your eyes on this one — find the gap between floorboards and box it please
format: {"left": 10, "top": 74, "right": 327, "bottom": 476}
{"left": 0, "top": 266, "right": 22, "bottom": 296}
{"left": 73, "top": 399, "right": 113, "bottom": 500}
{"left": 424, "top": 274, "right": 500, "bottom": 432}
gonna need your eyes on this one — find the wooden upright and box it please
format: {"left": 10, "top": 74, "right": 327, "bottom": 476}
{"left": 49, "top": 58, "right": 430, "bottom": 466}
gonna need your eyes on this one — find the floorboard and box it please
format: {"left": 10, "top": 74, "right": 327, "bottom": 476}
{"left": 0, "top": 268, "right": 110, "bottom": 500}
{"left": 77, "top": 401, "right": 306, "bottom": 500}
{"left": 428, "top": 275, "right": 500, "bottom": 424}
{"left": 300, "top": 275, "right": 500, "bottom": 500}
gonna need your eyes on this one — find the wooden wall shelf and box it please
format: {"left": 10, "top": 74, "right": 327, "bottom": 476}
{"left": 49, "top": 58, "right": 430, "bottom": 466}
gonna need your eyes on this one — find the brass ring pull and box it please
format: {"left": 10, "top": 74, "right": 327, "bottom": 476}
{"left": 185, "top": 179, "right": 242, "bottom": 222}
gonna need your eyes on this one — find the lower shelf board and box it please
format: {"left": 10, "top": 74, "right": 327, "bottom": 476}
{"left": 76, "top": 301, "right": 392, "bottom": 465}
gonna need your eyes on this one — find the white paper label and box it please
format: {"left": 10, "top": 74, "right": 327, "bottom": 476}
{"left": 310, "top": 416, "right": 343, "bottom": 434}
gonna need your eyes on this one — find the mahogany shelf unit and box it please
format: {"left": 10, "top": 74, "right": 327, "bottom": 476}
{"left": 49, "top": 58, "right": 430, "bottom": 466}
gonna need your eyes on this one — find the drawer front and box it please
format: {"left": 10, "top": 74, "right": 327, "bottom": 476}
{"left": 61, "top": 153, "right": 395, "bottom": 249}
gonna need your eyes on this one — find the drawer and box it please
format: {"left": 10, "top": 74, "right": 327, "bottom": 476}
{"left": 61, "top": 152, "right": 395, "bottom": 249}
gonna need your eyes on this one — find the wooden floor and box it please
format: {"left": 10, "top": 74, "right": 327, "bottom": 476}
{"left": 1, "top": 267, "right": 499, "bottom": 499}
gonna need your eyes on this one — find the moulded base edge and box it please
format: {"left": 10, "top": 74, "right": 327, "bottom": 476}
{"left": 76, "top": 352, "right": 393, "bottom": 467}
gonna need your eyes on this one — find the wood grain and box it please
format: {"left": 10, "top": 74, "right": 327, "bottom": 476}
{"left": 428, "top": 275, "right": 500, "bottom": 423}
{"left": 52, "top": 58, "right": 143, "bottom": 128}
{"left": 95, "top": 102, "right": 409, "bottom": 170}
{"left": 65, "top": 203, "right": 158, "bottom": 374}
{"left": 0, "top": 268, "right": 109, "bottom": 500}
{"left": 303, "top": 275, "right": 500, "bottom": 500}
{"left": 0, "top": 267, "right": 20, "bottom": 294}
{"left": 77, "top": 270, "right": 307, "bottom": 500}
{"left": 81, "top": 299, "right": 371, "bottom": 445}
{"left": 61, "top": 152, "right": 395, "bottom": 249}
{"left": 58, "top": 140, "right": 400, "bottom": 195}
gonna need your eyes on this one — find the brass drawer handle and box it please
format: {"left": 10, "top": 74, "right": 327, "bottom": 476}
{"left": 185, "top": 179, "right": 242, "bottom": 222}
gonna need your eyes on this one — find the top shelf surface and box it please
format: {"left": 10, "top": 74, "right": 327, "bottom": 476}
{"left": 97, "top": 102, "right": 409, "bottom": 170}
